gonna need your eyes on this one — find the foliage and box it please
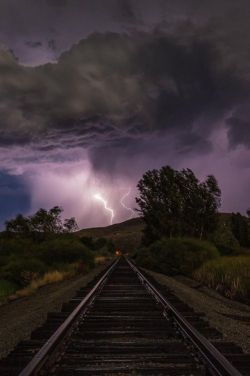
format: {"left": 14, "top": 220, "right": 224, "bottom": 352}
{"left": 80, "top": 236, "right": 95, "bottom": 249}
{"left": 38, "top": 238, "right": 94, "bottom": 268}
{"left": 231, "top": 212, "right": 250, "bottom": 247}
{"left": 194, "top": 256, "right": 250, "bottom": 300}
{"left": 1, "top": 257, "right": 46, "bottom": 286}
{"left": 212, "top": 217, "right": 240, "bottom": 255}
{"left": 0, "top": 231, "right": 97, "bottom": 296}
{"left": 134, "top": 237, "right": 219, "bottom": 276}
{"left": 136, "top": 165, "right": 221, "bottom": 245}
{"left": 5, "top": 206, "right": 78, "bottom": 237}
{"left": 13, "top": 270, "right": 72, "bottom": 298}
{"left": 80, "top": 236, "right": 115, "bottom": 253}
{"left": 0, "top": 279, "right": 18, "bottom": 298}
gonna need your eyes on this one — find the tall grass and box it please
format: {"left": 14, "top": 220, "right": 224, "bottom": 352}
{"left": 194, "top": 256, "right": 250, "bottom": 300}
{"left": 12, "top": 270, "right": 74, "bottom": 298}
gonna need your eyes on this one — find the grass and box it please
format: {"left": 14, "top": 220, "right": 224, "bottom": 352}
{"left": 11, "top": 270, "right": 73, "bottom": 299}
{"left": 94, "top": 256, "right": 109, "bottom": 265}
{"left": 194, "top": 256, "right": 250, "bottom": 300}
{"left": 0, "top": 279, "right": 18, "bottom": 299}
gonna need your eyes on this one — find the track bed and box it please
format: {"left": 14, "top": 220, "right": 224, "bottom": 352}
{"left": 0, "top": 258, "right": 249, "bottom": 375}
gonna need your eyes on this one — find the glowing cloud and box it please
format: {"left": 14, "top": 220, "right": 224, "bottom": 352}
{"left": 120, "top": 188, "right": 136, "bottom": 219}
{"left": 93, "top": 193, "right": 115, "bottom": 225}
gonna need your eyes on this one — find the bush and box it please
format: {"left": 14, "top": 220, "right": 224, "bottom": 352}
{"left": 194, "top": 256, "right": 250, "bottom": 300}
{"left": 80, "top": 236, "right": 95, "bottom": 249}
{"left": 0, "top": 279, "right": 18, "bottom": 298}
{"left": 80, "top": 236, "right": 115, "bottom": 253}
{"left": 38, "top": 238, "right": 94, "bottom": 269}
{"left": 211, "top": 219, "right": 240, "bottom": 255}
{"left": 1, "top": 258, "right": 46, "bottom": 286}
{"left": 0, "top": 238, "right": 38, "bottom": 257}
{"left": 134, "top": 237, "right": 219, "bottom": 276}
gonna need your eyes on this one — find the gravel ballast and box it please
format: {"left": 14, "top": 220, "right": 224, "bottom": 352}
{"left": 0, "top": 264, "right": 107, "bottom": 359}
{"left": 145, "top": 269, "right": 250, "bottom": 353}
{"left": 1, "top": 263, "right": 249, "bottom": 360}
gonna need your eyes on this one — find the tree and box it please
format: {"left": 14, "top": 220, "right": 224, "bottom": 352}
{"left": 247, "top": 208, "right": 250, "bottom": 218}
{"left": 30, "top": 206, "right": 64, "bottom": 234}
{"left": 136, "top": 165, "right": 221, "bottom": 244}
{"left": 63, "top": 217, "right": 79, "bottom": 233}
{"left": 231, "top": 212, "right": 250, "bottom": 247}
{"left": 5, "top": 214, "right": 31, "bottom": 234}
{"left": 5, "top": 206, "right": 79, "bottom": 236}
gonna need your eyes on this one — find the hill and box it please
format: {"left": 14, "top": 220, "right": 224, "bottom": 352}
{"left": 76, "top": 217, "right": 144, "bottom": 251}
{"left": 76, "top": 212, "right": 241, "bottom": 253}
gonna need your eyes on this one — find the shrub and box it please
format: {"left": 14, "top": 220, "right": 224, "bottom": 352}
{"left": 133, "top": 247, "right": 157, "bottom": 270}
{"left": 0, "top": 279, "right": 18, "bottom": 298}
{"left": 13, "top": 270, "right": 72, "bottom": 298}
{"left": 38, "top": 238, "right": 94, "bottom": 269}
{"left": 194, "top": 256, "right": 250, "bottom": 300}
{"left": 134, "top": 237, "right": 219, "bottom": 276}
{"left": 80, "top": 237, "right": 115, "bottom": 253}
{"left": 211, "top": 220, "right": 240, "bottom": 255}
{"left": 80, "top": 236, "right": 95, "bottom": 249}
{"left": 1, "top": 258, "right": 46, "bottom": 286}
{"left": 0, "top": 238, "right": 38, "bottom": 257}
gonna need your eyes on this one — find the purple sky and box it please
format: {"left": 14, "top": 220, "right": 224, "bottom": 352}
{"left": 0, "top": 0, "right": 250, "bottom": 228}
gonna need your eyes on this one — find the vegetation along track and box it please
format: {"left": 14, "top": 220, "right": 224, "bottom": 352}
{"left": 0, "top": 257, "right": 249, "bottom": 375}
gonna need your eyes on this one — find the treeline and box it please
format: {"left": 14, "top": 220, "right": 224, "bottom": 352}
{"left": 5, "top": 206, "right": 78, "bottom": 239}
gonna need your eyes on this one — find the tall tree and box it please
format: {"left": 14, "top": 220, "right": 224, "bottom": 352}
{"left": 136, "top": 165, "right": 221, "bottom": 244}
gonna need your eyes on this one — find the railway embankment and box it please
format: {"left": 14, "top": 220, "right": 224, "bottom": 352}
{"left": 0, "top": 263, "right": 106, "bottom": 359}
{"left": 146, "top": 268, "right": 250, "bottom": 353}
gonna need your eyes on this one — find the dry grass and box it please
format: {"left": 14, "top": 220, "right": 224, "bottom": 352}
{"left": 194, "top": 256, "right": 250, "bottom": 300}
{"left": 10, "top": 270, "right": 73, "bottom": 299}
{"left": 94, "top": 256, "right": 108, "bottom": 265}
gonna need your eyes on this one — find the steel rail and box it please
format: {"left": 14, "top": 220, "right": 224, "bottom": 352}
{"left": 19, "top": 258, "right": 119, "bottom": 376}
{"left": 126, "top": 257, "right": 243, "bottom": 376}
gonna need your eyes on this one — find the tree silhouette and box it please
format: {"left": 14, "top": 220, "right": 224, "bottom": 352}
{"left": 5, "top": 206, "right": 78, "bottom": 236}
{"left": 136, "top": 165, "right": 221, "bottom": 244}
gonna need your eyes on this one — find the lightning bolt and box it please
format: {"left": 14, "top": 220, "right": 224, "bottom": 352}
{"left": 120, "top": 188, "right": 135, "bottom": 219}
{"left": 93, "top": 193, "right": 115, "bottom": 225}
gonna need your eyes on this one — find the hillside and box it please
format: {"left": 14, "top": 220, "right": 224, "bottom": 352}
{"left": 76, "top": 212, "right": 240, "bottom": 252}
{"left": 76, "top": 217, "right": 144, "bottom": 251}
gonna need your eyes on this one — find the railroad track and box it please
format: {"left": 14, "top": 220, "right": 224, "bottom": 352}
{"left": 0, "top": 257, "right": 249, "bottom": 375}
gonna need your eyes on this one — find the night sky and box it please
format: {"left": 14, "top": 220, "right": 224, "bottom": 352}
{"left": 0, "top": 0, "right": 250, "bottom": 228}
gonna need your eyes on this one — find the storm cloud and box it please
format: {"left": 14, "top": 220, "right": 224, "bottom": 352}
{"left": 1, "top": 0, "right": 250, "bottom": 228}
{"left": 0, "top": 30, "right": 248, "bottom": 152}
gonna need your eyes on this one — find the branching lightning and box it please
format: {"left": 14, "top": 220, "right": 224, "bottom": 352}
{"left": 120, "top": 187, "right": 136, "bottom": 219}
{"left": 93, "top": 193, "right": 115, "bottom": 225}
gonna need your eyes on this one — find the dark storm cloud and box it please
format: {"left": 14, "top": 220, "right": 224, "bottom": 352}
{"left": 47, "top": 0, "right": 69, "bottom": 7}
{"left": 0, "top": 29, "right": 248, "bottom": 161}
{"left": 116, "top": 0, "right": 137, "bottom": 24}
{"left": 48, "top": 39, "right": 56, "bottom": 51}
{"left": 1, "top": 0, "right": 250, "bottom": 67}
{"left": 26, "top": 41, "right": 42, "bottom": 48}
{"left": 226, "top": 104, "right": 250, "bottom": 148}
